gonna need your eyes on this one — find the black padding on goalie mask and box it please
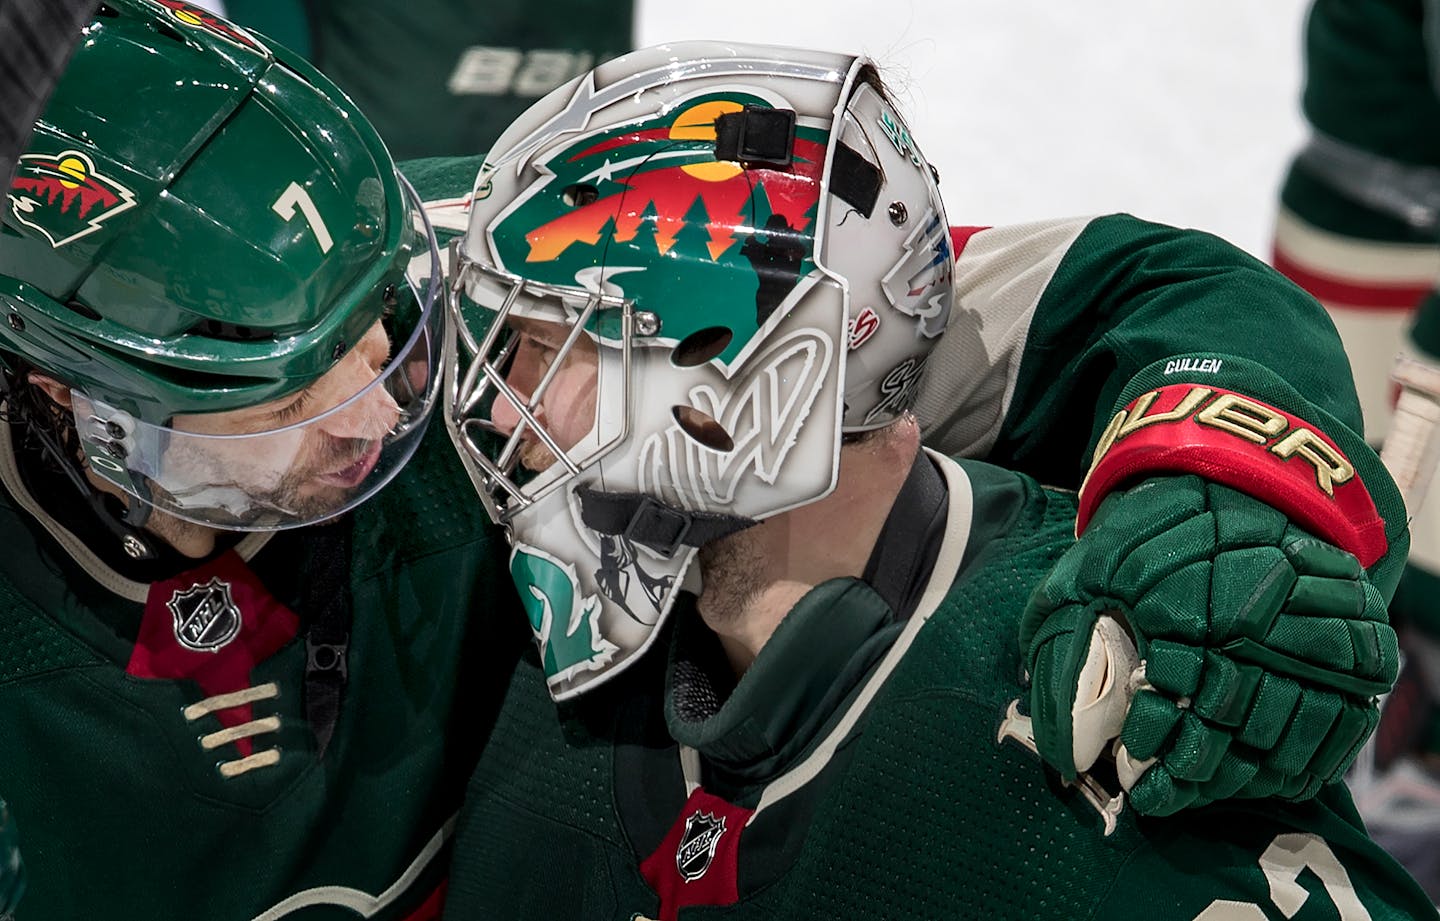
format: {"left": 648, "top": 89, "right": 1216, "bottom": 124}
{"left": 830, "top": 142, "right": 881, "bottom": 219}
{"left": 575, "top": 487, "right": 756, "bottom": 556}
{"left": 714, "top": 106, "right": 797, "bottom": 168}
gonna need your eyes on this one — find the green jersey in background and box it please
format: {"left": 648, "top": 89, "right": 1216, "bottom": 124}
{"left": 212, "top": 0, "right": 634, "bottom": 159}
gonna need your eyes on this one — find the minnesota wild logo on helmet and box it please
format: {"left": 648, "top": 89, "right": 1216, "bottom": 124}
{"left": 488, "top": 91, "right": 830, "bottom": 367}
{"left": 148, "top": 0, "right": 270, "bottom": 55}
{"left": 8, "top": 148, "right": 137, "bottom": 248}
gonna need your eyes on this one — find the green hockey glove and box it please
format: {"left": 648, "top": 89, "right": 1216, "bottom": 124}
{"left": 1019, "top": 474, "right": 1399, "bottom": 816}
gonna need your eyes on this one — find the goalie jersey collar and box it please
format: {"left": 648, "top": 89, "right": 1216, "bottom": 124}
{"left": 664, "top": 450, "right": 949, "bottom": 790}
{"left": 622, "top": 451, "right": 963, "bottom": 916}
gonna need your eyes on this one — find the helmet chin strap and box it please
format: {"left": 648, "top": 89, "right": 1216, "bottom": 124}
{"left": 82, "top": 481, "right": 159, "bottom": 561}
{"left": 4, "top": 379, "right": 159, "bottom": 561}
{"left": 574, "top": 486, "right": 756, "bottom": 557}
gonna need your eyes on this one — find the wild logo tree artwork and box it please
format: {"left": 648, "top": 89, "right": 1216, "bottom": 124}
{"left": 490, "top": 92, "right": 830, "bottom": 367}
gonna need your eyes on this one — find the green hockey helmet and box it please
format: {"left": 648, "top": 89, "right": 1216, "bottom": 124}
{"left": 1, "top": 0, "right": 447, "bottom": 530}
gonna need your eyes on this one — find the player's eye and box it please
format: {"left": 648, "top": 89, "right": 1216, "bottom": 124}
{"left": 272, "top": 388, "right": 315, "bottom": 424}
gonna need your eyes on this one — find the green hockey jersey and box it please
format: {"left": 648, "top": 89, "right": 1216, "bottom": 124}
{"left": 440, "top": 452, "right": 1434, "bottom": 920}
{"left": 1272, "top": 0, "right": 1440, "bottom": 632}
{"left": 216, "top": 0, "right": 633, "bottom": 159}
{"left": 1297, "top": 0, "right": 1440, "bottom": 183}
{"left": 0, "top": 419, "right": 523, "bottom": 920}
{"left": 416, "top": 155, "right": 1419, "bottom": 917}
{"left": 0, "top": 117, "right": 1407, "bottom": 921}
{"left": 0, "top": 151, "right": 531, "bottom": 921}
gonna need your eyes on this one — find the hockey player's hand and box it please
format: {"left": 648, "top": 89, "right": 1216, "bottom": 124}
{"left": 1019, "top": 475, "right": 1399, "bottom": 816}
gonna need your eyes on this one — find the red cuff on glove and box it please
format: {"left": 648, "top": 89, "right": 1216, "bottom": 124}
{"left": 1077, "top": 384, "right": 1388, "bottom": 567}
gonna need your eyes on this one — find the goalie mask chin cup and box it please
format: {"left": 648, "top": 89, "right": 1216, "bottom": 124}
{"left": 445, "top": 40, "right": 955, "bottom": 700}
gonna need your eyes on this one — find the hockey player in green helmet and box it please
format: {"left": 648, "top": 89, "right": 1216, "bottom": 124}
{"left": 2, "top": 5, "right": 441, "bottom": 539}
{"left": 2, "top": 8, "right": 1425, "bottom": 920}
{"left": 439, "top": 41, "right": 1431, "bottom": 917}
{"left": 0, "top": 2, "right": 511, "bottom": 918}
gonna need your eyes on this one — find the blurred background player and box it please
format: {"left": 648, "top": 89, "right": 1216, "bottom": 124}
{"left": 0, "top": 2, "right": 517, "bottom": 918}
{"left": 1271, "top": 0, "right": 1440, "bottom": 894}
{"left": 0, "top": 798, "right": 18, "bottom": 921}
{"left": 192, "top": 0, "right": 633, "bottom": 159}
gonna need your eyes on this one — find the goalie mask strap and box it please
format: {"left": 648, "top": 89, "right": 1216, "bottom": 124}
{"left": 861, "top": 448, "right": 948, "bottom": 621}
{"left": 575, "top": 487, "right": 756, "bottom": 557}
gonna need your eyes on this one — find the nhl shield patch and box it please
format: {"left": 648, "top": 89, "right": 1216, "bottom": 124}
{"left": 167, "top": 577, "right": 243, "bottom": 652}
{"left": 640, "top": 787, "right": 752, "bottom": 914}
{"left": 676, "top": 811, "right": 727, "bottom": 882}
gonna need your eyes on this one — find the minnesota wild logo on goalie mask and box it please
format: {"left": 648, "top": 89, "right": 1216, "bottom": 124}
{"left": 447, "top": 42, "right": 953, "bottom": 702}
{"left": 486, "top": 91, "right": 830, "bottom": 368}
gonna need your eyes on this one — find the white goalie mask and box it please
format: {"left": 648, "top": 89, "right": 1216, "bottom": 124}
{"left": 445, "top": 41, "right": 954, "bottom": 700}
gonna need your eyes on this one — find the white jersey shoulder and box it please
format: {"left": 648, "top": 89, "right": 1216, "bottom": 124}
{"left": 916, "top": 216, "right": 1094, "bottom": 457}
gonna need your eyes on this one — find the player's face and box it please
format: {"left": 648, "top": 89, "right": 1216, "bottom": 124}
{"left": 167, "top": 319, "right": 399, "bottom": 517}
{"left": 489, "top": 315, "right": 599, "bottom": 472}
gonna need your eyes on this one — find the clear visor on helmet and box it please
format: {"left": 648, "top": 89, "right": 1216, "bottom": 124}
{"left": 445, "top": 256, "right": 631, "bottom": 524}
{"left": 68, "top": 184, "right": 447, "bottom": 532}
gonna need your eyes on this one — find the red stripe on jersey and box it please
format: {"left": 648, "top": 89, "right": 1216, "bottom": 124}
{"left": 1272, "top": 248, "right": 1431, "bottom": 312}
{"left": 950, "top": 225, "right": 990, "bottom": 259}
{"left": 399, "top": 879, "right": 447, "bottom": 921}
{"left": 130, "top": 551, "right": 299, "bottom": 756}
{"left": 641, "top": 788, "right": 754, "bottom": 920}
